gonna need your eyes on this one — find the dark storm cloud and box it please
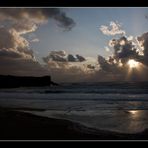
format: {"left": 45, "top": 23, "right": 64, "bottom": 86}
{"left": 97, "top": 54, "right": 131, "bottom": 81}
{"left": 40, "top": 8, "right": 76, "bottom": 31}
{"left": 98, "top": 55, "right": 111, "bottom": 72}
{"left": 108, "top": 36, "right": 141, "bottom": 65}
{"left": 67, "top": 54, "right": 86, "bottom": 62}
{"left": 0, "top": 8, "right": 76, "bottom": 31}
{"left": 76, "top": 54, "right": 86, "bottom": 62}
{"left": 98, "top": 55, "right": 120, "bottom": 73}
{"left": 97, "top": 36, "right": 139, "bottom": 78}
{"left": 67, "top": 54, "right": 76, "bottom": 62}
{"left": 97, "top": 32, "right": 148, "bottom": 81}
{"left": 108, "top": 33, "right": 148, "bottom": 67}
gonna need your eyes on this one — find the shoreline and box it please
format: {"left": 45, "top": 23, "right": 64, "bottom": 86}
{"left": 0, "top": 107, "right": 148, "bottom": 140}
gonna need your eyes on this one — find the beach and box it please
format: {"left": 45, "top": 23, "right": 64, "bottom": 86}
{"left": 1, "top": 6, "right": 148, "bottom": 141}
{"left": 0, "top": 107, "right": 148, "bottom": 140}
{"left": 0, "top": 82, "right": 148, "bottom": 140}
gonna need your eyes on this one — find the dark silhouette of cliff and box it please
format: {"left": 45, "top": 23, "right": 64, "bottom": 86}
{"left": 0, "top": 75, "right": 58, "bottom": 88}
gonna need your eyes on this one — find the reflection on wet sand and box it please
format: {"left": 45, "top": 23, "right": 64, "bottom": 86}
{"left": 24, "top": 107, "right": 148, "bottom": 134}
{"left": 128, "top": 110, "right": 140, "bottom": 118}
{"left": 125, "top": 110, "right": 146, "bottom": 133}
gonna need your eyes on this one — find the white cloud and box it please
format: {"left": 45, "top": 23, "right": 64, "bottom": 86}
{"left": 100, "top": 21, "right": 125, "bottom": 36}
{"left": 31, "top": 38, "right": 40, "bottom": 43}
{"left": 105, "top": 46, "right": 110, "bottom": 52}
{"left": 127, "top": 35, "right": 134, "bottom": 41}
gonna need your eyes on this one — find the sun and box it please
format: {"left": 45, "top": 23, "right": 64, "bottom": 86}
{"left": 127, "top": 59, "right": 139, "bottom": 69}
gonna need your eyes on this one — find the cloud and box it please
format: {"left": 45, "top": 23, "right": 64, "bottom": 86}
{"left": 67, "top": 54, "right": 86, "bottom": 62}
{"left": 44, "top": 61, "right": 91, "bottom": 82}
{"left": 0, "top": 57, "right": 50, "bottom": 76}
{"left": 2, "top": 8, "right": 148, "bottom": 82}
{"left": 108, "top": 34, "right": 148, "bottom": 67}
{"left": 98, "top": 55, "right": 119, "bottom": 72}
{"left": 0, "top": 8, "right": 76, "bottom": 77}
{"left": 43, "top": 50, "right": 86, "bottom": 63}
{"left": 43, "top": 50, "right": 67, "bottom": 62}
{"left": 0, "top": 27, "right": 16, "bottom": 49}
{"left": 41, "top": 32, "right": 148, "bottom": 82}
{"left": 137, "top": 32, "right": 148, "bottom": 65}
{"left": 127, "top": 35, "right": 134, "bottom": 41}
{"left": 98, "top": 55, "right": 111, "bottom": 72}
{"left": 76, "top": 54, "right": 86, "bottom": 62}
{"left": 96, "top": 32, "right": 148, "bottom": 81}
{"left": 31, "top": 38, "right": 40, "bottom": 43}
{"left": 43, "top": 51, "right": 98, "bottom": 82}
{"left": 110, "top": 36, "right": 139, "bottom": 63}
{"left": 67, "top": 54, "right": 77, "bottom": 62}
{"left": 0, "top": 8, "right": 76, "bottom": 32}
{"left": 0, "top": 27, "right": 34, "bottom": 59}
{"left": 0, "top": 27, "right": 49, "bottom": 76}
{"left": 0, "top": 49, "right": 22, "bottom": 59}
{"left": 100, "top": 21, "right": 125, "bottom": 36}
{"left": 105, "top": 46, "right": 110, "bottom": 52}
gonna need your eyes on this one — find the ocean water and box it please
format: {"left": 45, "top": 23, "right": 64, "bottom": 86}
{"left": 0, "top": 82, "right": 148, "bottom": 134}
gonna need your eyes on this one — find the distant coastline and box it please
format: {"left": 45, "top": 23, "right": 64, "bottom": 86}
{"left": 0, "top": 75, "right": 58, "bottom": 88}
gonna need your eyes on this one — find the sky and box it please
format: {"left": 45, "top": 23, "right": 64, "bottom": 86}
{"left": 1, "top": 8, "right": 148, "bottom": 82}
{"left": 30, "top": 8, "right": 148, "bottom": 60}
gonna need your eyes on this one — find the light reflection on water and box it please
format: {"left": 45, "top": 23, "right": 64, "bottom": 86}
{"left": 17, "top": 101, "right": 148, "bottom": 134}
{"left": 128, "top": 110, "right": 140, "bottom": 117}
{"left": 125, "top": 110, "right": 144, "bottom": 133}
{"left": 0, "top": 91, "right": 148, "bottom": 134}
{"left": 24, "top": 109, "right": 148, "bottom": 134}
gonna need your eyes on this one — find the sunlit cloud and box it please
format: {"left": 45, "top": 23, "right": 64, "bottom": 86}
{"left": 31, "top": 38, "right": 40, "bottom": 43}
{"left": 0, "top": 8, "right": 76, "bottom": 77}
{"left": 43, "top": 50, "right": 86, "bottom": 63}
{"left": 43, "top": 51, "right": 99, "bottom": 82}
{"left": 104, "top": 46, "right": 110, "bottom": 52}
{"left": 100, "top": 21, "right": 125, "bottom": 36}
{"left": 1, "top": 8, "right": 148, "bottom": 82}
{"left": 127, "top": 59, "right": 140, "bottom": 69}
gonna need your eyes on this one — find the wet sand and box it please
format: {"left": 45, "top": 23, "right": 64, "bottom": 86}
{"left": 0, "top": 107, "right": 148, "bottom": 140}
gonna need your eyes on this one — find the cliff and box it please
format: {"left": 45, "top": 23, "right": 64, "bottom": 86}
{"left": 0, "top": 75, "right": 58, "bottom": 88}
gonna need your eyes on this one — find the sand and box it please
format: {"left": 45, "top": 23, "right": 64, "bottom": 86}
{"left": 0, "top": 107, "right": 148, "bottom": 140}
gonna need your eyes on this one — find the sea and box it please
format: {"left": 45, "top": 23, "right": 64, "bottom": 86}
{"left": 0, "top": 81, "right": 148, "bottom": 134}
